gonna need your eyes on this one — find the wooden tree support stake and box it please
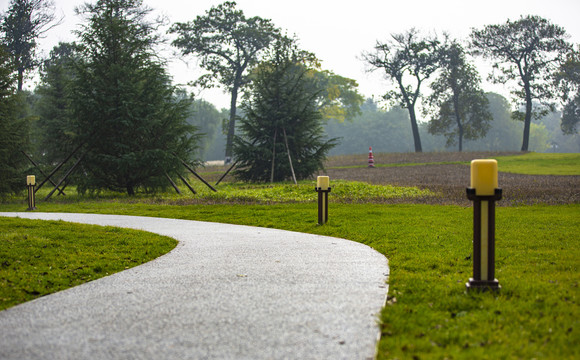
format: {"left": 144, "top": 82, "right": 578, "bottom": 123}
{"left": 177, "top": 173, "right": 196, "bottom": 194}
{"left": 165, "top": 172, "right": 181, "bottom": 194}
{"left": 282, "top": 128, "right": 297, "bottom": 185}
{"left": 175, "top": 156, "right": 217, "bottom": 192}
{"left": 215, "top": 160, "right": 238, "bottom": 186}
{"left": 44, "top": 152, "right": 86, "bottom": 201}
{"left": 35, "top": 143, "right": 84, "bottom": 193}
{"left": 21, "top": 151, "right": 66, "bottom": 196}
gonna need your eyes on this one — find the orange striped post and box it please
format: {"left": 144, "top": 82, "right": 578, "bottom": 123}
{"left": 466, "top": 160, "right": 501, "bottom": 292}
{"left": 368, "top": 147, "right": 375, "bottom": 168}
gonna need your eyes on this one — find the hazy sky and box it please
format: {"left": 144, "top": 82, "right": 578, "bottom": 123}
{"left": 2, "top": 0, "right": 580, "bottom": 109}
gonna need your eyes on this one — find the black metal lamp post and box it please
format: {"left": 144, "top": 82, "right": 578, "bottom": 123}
{"left": 466, "top": 160, "right": 502, "bottom": 292}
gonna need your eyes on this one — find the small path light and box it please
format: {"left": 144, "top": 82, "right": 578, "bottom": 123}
{"left": 466, "top": 160, "right": 502, "bottom": 292}
{"left": 316, "top": 176, "right": 331, "bottom": 225}
{"left": 26, "top": 175, "right": 37, "bottom": 211}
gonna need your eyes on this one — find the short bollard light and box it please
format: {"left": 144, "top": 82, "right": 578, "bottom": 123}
{"left": 316, "top": 176, "right": 331, "bottom": 225}
{"left": 466, "top": 160, "right": 502, "bottom": 292}
{"left": 26, "top": 175, "right": 37, "bottom": 211}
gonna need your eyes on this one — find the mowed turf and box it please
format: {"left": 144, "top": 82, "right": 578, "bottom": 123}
{"left": 495, "top": 152, "right": 580, "bottom": 175}
{"left": 1, "top": 203, "right": 578, "bottom": 359}
{"left": 0, "top": 218, "right": 177, "bottom": 310}
{"left": 0, "top": 151, "right": 578, "bottom": 358}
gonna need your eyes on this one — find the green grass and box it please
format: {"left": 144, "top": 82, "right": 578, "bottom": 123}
{"left": 6, "top": 180, "right": 435, "bottom": 206}
{"left": 0, "top": 217, "right": 177, "bottom": 311}
{"left": 495, "top": 153, "right": 580, "bottom": 175}
{"left": 1, "top": 200, "right": 578, "bottom": 359}
{"left": 1, "top": 153, "right": 579, "bottom": 359}
{"left": 210, "top": 180, "right": 434, "bottom": 202}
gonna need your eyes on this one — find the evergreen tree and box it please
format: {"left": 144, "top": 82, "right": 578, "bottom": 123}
{"left": 71, "top": 0, "right": 197, "bottom": 195}
{"left": 233, "top": 39, "right": 337, "bottom": 182}
{"left": 0, "top": 46, "right": 29, "bottom": 197}
{"left": 0, "top": 0, "right": 60, "bottom": 91}
{"left": 33, "top": 42, "right": 77, "bottom": 163}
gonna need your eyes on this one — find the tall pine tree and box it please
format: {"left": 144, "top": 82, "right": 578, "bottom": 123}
{"left": 71, "top": 0, "right": 197, "bottom": 195}
{"left": 34, "top": 42, "right": 77, "bottom": 164}
{"left": 234, "top": 39, "right": 337, "bottom": 182}
{"left": 0, "top": 46, "right": 29, "bottom": 197}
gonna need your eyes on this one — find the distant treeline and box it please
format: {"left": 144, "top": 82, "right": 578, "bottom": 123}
{"left": 192, "top": 94, "right": 579, "bottom": 161}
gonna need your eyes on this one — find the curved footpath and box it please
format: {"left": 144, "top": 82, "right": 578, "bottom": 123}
{"left": 0, "top": 213, "right": 389, "bottom": 360}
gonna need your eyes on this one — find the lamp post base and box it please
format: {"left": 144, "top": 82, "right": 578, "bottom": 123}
{"left": 466, "top": 278, "right": 501, "bottom": 292}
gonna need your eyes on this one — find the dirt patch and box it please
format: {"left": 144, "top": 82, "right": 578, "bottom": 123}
{"left": 200, "top": 152, "right": 579, "bottom": 206}
{"left": 320, "top": 164, "right": 579, "bottom": 206}
{"left": 326, "top": 151, "right": 522, "bottom": 167}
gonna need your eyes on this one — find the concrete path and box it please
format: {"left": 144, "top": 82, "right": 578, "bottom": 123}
{"left": 0, "top": 213, "right": 389, "bottom": 360}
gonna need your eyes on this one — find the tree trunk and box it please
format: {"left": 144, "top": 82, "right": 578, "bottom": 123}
{"left": 127, "top": 185, "right": 135, "bottom": 196}
{"left": 408, "top": 106, "right": 423, "bottom": 152}
{"left": 453, "top": 93, "right": 463, "bottom": 152}
{"left": 17, "top": 68, "right": 24, "bottom": 92}
{"left": 458, "top": 125, "right": 464, "bottom": 152}
{"left": 224, "top": 85, "right": 238, "bottom": 163}
{"left": 521, "top": 82, "right": 533, "bottom": 152}
{"left": 225, "top": 73, "right": 243, "bottom": 163}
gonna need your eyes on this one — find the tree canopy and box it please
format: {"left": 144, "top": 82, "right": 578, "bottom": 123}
{"left": 33, "top": 42, "right": 77, "bottom": 163}
{"left": 0, "top": 0, "right": 61, "bottom": 91}
{"left": 426, "top": 41, "right": 492, "bottom": 151}
{"left": 363, "top": 29, "right": 441, "bottom": 152}
{"left": 0, "top": 46, "right": 29, "bottom": 196}
{"left": 169, "top": 1, "right": 280, "bottom": 163}
{"left": 69, "top": 0, "right": 198, "bottom": 195}
{"left": 556, "top": 47, "right": 580, "bottom": 135}
{"left": 233, "top": 39, "right": 337, "bottom": 182}
{"left": 470, "top": 15, "right": 573, "bottom": 151}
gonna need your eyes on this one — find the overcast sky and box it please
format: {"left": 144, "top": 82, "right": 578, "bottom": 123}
{"left": 2, "top": 0, "right": 579, "bottom": 109}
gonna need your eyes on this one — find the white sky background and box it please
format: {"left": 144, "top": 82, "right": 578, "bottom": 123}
{"left": 2, "top": 0, "right": 580, "bottom": 110}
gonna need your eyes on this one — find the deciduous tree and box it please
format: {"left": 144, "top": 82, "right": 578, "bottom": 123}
{"left": 169, "top": 1, "right": 279, "bottom": 163}
{"left": 470, "top": 15, "right": 572, "bottom": 151}
{"left": 363, "top": 29, "right": 440, "bottom": 152}
{"left": 310, "top": 70, "right": 364, "bottom": 122}
{"left": 426, "top": 41, "right": 492, "bottom": 151}
{"left": 555, "top": 47, "right": 580, "bottom": 135}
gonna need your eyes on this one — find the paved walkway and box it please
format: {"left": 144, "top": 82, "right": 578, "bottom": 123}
{"left": 0, "top": 213, "right": 389, "bottom": 360}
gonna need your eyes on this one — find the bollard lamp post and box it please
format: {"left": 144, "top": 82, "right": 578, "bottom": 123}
{"left": 316, "top": 176, "right": 331, "bottom": 225}
{"left": 466, "top": 160, "right": 501, "bottom": 292}
{"left": 26, "top": 175, "right": 37, "bottom": 211}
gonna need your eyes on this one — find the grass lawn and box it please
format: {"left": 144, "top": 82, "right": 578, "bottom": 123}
{"left": 495, "top": 153, "right": 580, "bottom": 175}
{"left": 1, "top": 201, "right": 578, "bottom": 359}
{"left": 0, "top": 151, "right": 578, "bottom": 358}
{"left": 0, "top": 217, "right": 177, "bottom": 311}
